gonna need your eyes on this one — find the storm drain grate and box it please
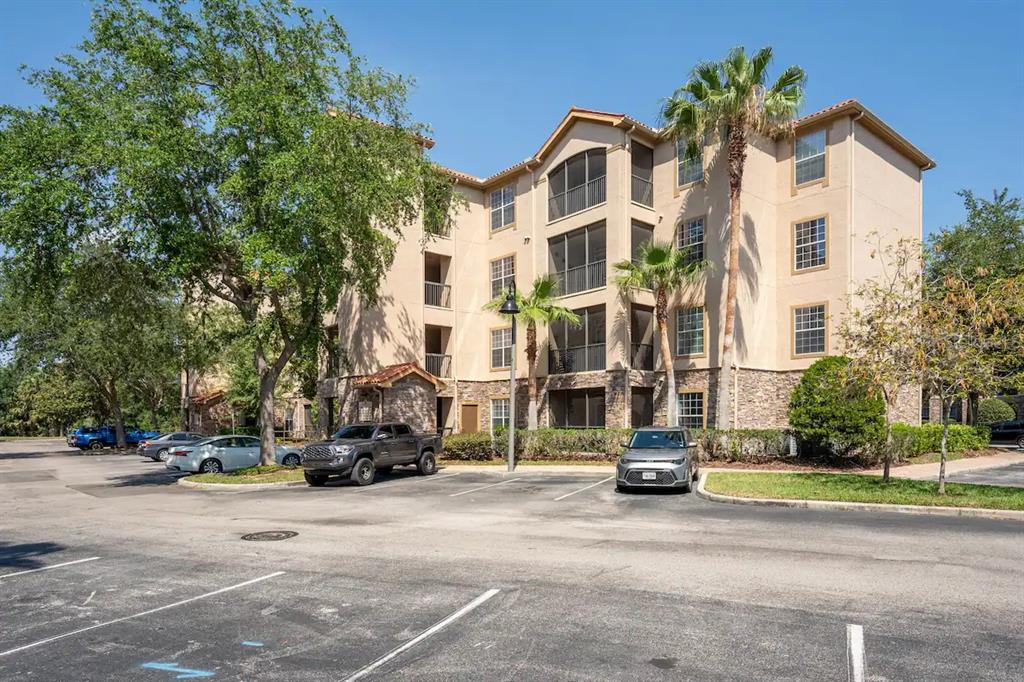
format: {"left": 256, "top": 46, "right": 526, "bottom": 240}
{"left": 241, "top": 530, "right": 298, "bottom": 542}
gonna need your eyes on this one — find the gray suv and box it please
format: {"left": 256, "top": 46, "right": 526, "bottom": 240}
{"left": 616, "top": 427, "right": 699, "bottom": 492}
{"left": 301, "top": 423, "right": 442, "bottom": 487}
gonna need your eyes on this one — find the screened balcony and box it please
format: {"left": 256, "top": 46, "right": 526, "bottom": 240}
{"left": 549, "top": 222, "right": 606, "bottom": 297}
{"left": 631, "top": 142, "right": 654, "bottom": 207}
{"left": 548, "top": 305, "right": 605, "bottom": 374}
{"left": 424, "top": 252, "right": 452, "bottom": 308}
{"left": 424, "top": 324, "right": 452, "bottom": 377}
{"left": 548, "top": 149, "right": 606, "bottom": 221}
{"left": 630, "top": 304, "right": 655, "bottom": 371}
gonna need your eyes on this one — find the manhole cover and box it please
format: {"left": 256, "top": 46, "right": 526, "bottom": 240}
{"left": 241, "top": 530, "right": 298, "bottom": 542}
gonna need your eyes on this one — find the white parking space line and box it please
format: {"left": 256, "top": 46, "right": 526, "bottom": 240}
{"left": 449, "top": 478, "right": 523, "bottom": 497}
{"left": 847, "top": 623, "right": 866, "bottom": 682}
{"left": 0, "top": 557, "right": 100, "bottom": 580}
{"left": 0, "top": 571, "right": 284, "bottom": 658}
{"left": 553, "top": 476, "right": 615, "bottom": 501}
{"left": 355, "top": 471, "right": 462, "bottom": 491}
{"left": 342, "top": 588, "right": 500, "bottom": 682}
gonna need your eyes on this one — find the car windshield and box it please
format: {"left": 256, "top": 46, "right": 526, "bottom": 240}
{"left": 191, "top": 437, "right": 219, "bottom": 447}
{"left": 629, "top": 430, "right": 686, "bottom": 449}
{"left": 333, "top": 425, "right": 377, "bottom": 440}
{"left": 152, "top": 433, "right": 172, "bottom": 441}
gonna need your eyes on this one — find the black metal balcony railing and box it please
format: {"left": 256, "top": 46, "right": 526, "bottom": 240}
{"left": 548, "top": 343, "right": 606, "bottom": 374}
{"left": 425, "top": 353, "right": 451, "bottom": 377}
{"left": 548, "top": 176, "right": 606, "bottom": 221}
{"left": 424, "top": 282, "right": 451, "bottom": 308}
{"left": 631, "top": 174, "right": 653, "bottom": 207}
{"left": 631, "top": 343, "right": 654, "bottom": 371}
{"left": 554, "top": 260, "right": 606, "bottom": 297}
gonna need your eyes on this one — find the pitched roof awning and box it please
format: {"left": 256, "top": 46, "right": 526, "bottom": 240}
{"left": 352, "top": 362, "right": 446, "bottom": 390}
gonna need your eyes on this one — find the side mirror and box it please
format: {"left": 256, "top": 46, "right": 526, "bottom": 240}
{"left": 687, "top": 442, "right": 697, "bottom": 448}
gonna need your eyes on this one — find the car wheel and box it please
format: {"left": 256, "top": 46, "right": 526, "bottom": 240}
{"left": 1017, "top": 435, "right": 1024, "bottom": 450}
{"left": 199, "top": 458, "right": 223, "bottom": 474}
{"left": 89, "top": 441, "right": 103, "bottom": 450}
{"left": 304, "top": 472, "right": 328, "bottom": 487}
{"left": 417, "top": 451, "right": 437, "bottom": 476}
{"left": 282, "top": 454, "right": 300, "bottom": 467}
{"left": 155, "top": 448, "right": 169, "bottom": 462}
{"left": 351, "top": 457, "right": 375, "bottom": 486}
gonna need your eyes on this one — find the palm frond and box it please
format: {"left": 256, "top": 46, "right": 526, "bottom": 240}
{"left": 749, "top": 46, "right": 774, "bottom": 83}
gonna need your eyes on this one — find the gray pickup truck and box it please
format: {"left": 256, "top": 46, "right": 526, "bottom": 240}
{"left": 301, "top": 422, "right": 441, "bottom": 487}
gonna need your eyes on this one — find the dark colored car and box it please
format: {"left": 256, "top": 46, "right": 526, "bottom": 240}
{"left": 301, "top": 423, "right": 441, "bottom": 487}
{"left": 137, "top": 432, "right": 207, "bottom": 461}
{"left": 67, "top": 425, "right": 161, "bottom": 450}
{"left": 989, "top": 418, "right": 1024, "bottom": 449}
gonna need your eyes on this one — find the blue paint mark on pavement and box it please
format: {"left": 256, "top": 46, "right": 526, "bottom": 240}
{"left": 141, "top": 662, "right": 215, "bottom": 679}
{"left": 241, "top": 641, "right": 265, "bottom": 647}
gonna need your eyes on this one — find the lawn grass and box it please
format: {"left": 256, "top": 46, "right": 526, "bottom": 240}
{"left": 704, "top": 472, "right": 1024, "bottom": 511}
{"left": 190, "top": 464, "right": 305, "bottom": 484}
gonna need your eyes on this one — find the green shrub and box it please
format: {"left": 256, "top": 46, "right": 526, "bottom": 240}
{"left": 691, "top": 428, "right": 791, "bottom": 463}
{"left": 441, "top": 432, "right": 494, "bottom": 460}
{"left": 891, "top": 423, "right": 989, "bottom": 455}
{"left": 788, "top": 356, "right": 885, "bottom": 457}
{"left": 977, "top": 398, "right": 1015, "bottom": 427}
{"left": 493, "top": 427, "right": 631, "bottom": 461}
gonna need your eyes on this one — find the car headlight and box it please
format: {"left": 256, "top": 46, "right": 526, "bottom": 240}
{"left": 332, "top": 444, "right": 353, "bottom": 456}
{"left": 671, "top": 458, "right": 685, "bottom": 465}
{"left": 618, "top": 456, "right": 628, "bottom": 465}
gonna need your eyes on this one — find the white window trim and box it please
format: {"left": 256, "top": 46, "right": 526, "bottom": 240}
{"left": 676, "top": 138, "right": 704, "bottom": 186}
{"left": 678, "top": 216, "right": 706, "bottom": 263}
{"left": 676, "top": 306, "right": 705, "bottom": 356}
{"left": 491, "top": 328, "right": 512, "bottom": 369}
{"left": 490, "top": 255, "right": 515, "bottom": 299}
{"left": 490, "top": 398, "right": 510, "bottom": 433}
{"left": 794, "top": 130, "right": 826, "bottom": 185}
{"left": 793, "top": 216, "right": 828, "bottom": 271}
{"left": 793, "top": 304, "right": 827, "bottom": 356}
{"left": 490, "top": 184, "right": 515, "bottom": 231}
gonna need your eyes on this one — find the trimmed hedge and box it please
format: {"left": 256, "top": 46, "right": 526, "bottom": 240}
{"left": 977, "top": 398, "right": 1016, "bottom": 427}
{"left": 443, "top": 427, "right": 792, "bottom": 463}
{"left": 891, "top": 423, "right": 988, "bottom": 456}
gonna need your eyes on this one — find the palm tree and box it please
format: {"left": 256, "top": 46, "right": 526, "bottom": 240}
{"left": 615, "top": 241, "right": 707, "bottom": 427}
{"left": 662, "top": 46, "right": 805, "bottom": 429}
{"left": 484, "top": 275, "right": 580, "bottom": 429}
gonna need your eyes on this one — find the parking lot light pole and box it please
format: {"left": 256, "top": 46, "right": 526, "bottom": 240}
{"left": 499, "top": 289, "right": 520, "bottom": 472}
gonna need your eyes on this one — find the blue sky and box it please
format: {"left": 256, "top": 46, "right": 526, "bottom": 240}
{"left": 2, "top": 0, "right": 1022, "bottom": 237}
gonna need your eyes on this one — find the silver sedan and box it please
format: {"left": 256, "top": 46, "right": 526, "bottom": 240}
{"left": 165, "top": 435, "right": 302, "bottom": 474}
{"left": 138, "top": 432, "right": 206, "bottom": 461}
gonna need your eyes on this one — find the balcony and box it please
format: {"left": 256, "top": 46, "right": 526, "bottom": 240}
{"left": 554, "top": 260, "right": 605, "bottom": 297}
{"left": 424, "top": 281, "right": 451, "bottom": 308}
{"left": 548, "top": 344, "right": 606, "bottom": 374}
{"left": 548, "top": 176, "right": 606, "bottom": 221}
{"left": 425, "top": 353, "right": 451, "bottom": 378}
{"left": 631, "top": 343, "right": 654, "bottom": 371}
{"left": 631, "top": 175, "right": 653, "bottom": 207}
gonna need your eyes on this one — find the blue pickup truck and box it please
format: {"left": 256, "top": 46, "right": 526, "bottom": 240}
{"left": 67, "top": 425, "right": 161, "bottom": 450}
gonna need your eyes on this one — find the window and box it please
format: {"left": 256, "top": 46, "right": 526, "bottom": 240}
{"left": 490, "top": 184, "right": 515, "bottom": 230}
{"left": 676, "top": 138, "right": 704, "bottom": 186}
{"left": 921, "top": 389, "right": 931, "bottom": 423}
{"left": 549, "top": 306, "right": 605, "bottom": 374}
{"left": 795, "top": 129, "right": 826, "bottom": 185}
{"left": 393, "top": 424, "right": 412, "bottom": 436}
{"left": 794, "top": 216, "right": 827, "bottom": 271}
{"left": 678, "top": 216, "right": 705, "bottom": 264}
{"left": 490, "top": 398, "right": 509, "bottom": 431}
{"left": 490, "top": 256, "right": 515, "bottom": 299}
{"left": 677, "top": 392, "right": 705, "bottom": 429}
{"left": 548, "top": 222, "right": 606, "bottom": 296}
{"left": 631, "top": 221, "right": 653, "bottom": 263}
{"left": 631, "top": 143, "right": 654, "bottom": 206}
{"left": 793, "top": 304, "right": 827, "bottom": 356}
{"left": 548, "top": 149, "right": 607, "bottom": 220}
{"left": 491, "top": 327, "right": 512, "bottom": 369}
{"left": 676, "top": 306, "right": 705, "bottom": 356}
{"left": 549, "top": 388, "right": 605, "bottom": 428}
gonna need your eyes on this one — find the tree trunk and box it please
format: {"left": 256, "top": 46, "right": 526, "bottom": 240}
{"left": 938, "top": 397, "right": 950, "bottom": 495}
{"left": 882, "top": 417, "right": 893, "bottom": 484}
{"left": 255, "top": 342, "right": 296, "bottom": 466}
{"left": 656, "top": 288, "right": 677, "bottom": 427}
{"left": 179, "top": 367, "right": 190, "bottom": 432}
{"left": 108, "top": 380, "right": 127, "bottom": 450}
{"left": 526, "top": 322, "right": 538, "bottom": 430}
{"left": 716, "top": 123, "right": 747, "bottom": 430}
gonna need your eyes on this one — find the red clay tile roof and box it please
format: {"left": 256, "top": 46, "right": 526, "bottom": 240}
{"left": 191, "top": 389, "right": 225, "bottom": 405}
{"left": 353, "top": 362, "right": 445, "bottom": 390}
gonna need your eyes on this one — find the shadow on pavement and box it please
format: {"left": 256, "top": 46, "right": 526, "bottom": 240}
{"left": 0, "top": 540, "right": 67, "bottom": 570}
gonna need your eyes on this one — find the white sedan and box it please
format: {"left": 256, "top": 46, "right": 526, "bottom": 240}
{"left": 165, "top": 435, "right": 302, "bottom": 474}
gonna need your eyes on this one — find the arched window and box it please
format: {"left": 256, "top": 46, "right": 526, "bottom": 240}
{"left": 548, "top": 149, "right": 606, "bottom": 220}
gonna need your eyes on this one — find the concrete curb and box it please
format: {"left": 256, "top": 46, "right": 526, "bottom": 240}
{"left": 176, "top": 476, "right": 307, "bottom": 492}
{"left": 695, "top": 472, "right": 1024, "bottom": 522}
{"left": 440, "top": 464, "right": 615, "bottom": 475}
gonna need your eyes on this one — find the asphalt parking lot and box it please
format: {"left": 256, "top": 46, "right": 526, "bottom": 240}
{"left": 1, "top": 439, "right": 1023, "bottom": 680}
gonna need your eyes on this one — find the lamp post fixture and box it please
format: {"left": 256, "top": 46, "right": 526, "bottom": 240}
{"left": 498, "top": 288, "right": 520, "bottom": 472}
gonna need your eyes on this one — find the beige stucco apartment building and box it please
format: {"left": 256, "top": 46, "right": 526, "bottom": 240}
{"left": 316, "top": 99, "right": 935, "bottom": 436}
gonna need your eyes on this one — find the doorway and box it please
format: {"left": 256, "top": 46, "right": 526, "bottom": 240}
{"left": 436, "top": 397, "right": 453, "bottom": 434}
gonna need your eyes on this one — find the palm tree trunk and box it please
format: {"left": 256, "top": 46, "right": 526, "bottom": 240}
{"left": 656, "top": 288, "right": 677, "bottom": 426}
{"left": 526, "top": 322, "right": 538, "bottom": 430}
{"left": 716, "top": 123, "right": 747, "bottom": 430}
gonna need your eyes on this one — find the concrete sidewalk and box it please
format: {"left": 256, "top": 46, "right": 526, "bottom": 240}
{"left": 872, "top": 449, "right": 1024, "bottom": 480}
